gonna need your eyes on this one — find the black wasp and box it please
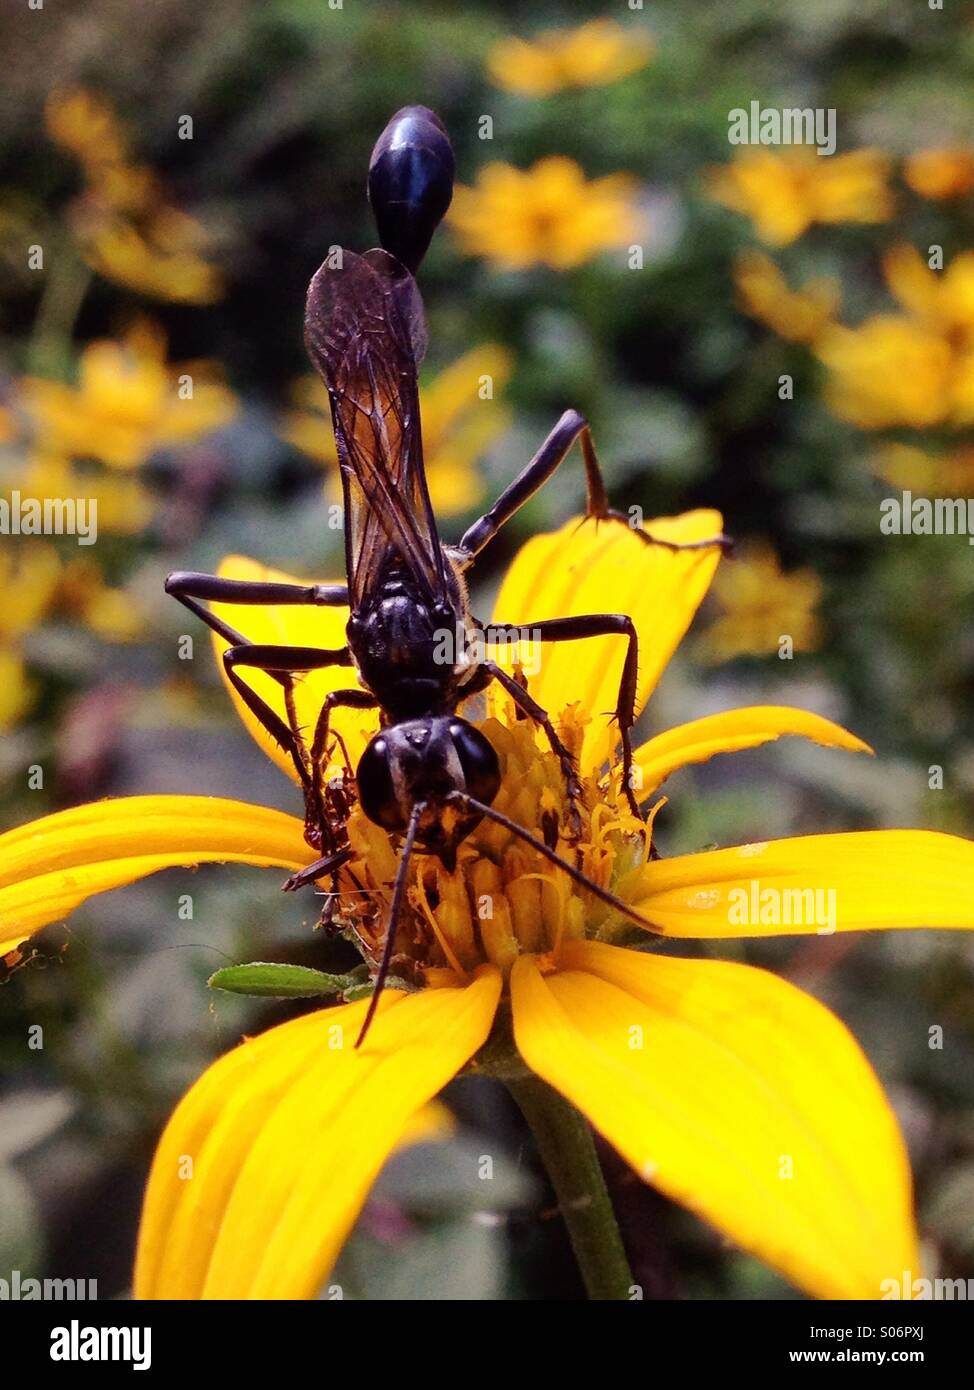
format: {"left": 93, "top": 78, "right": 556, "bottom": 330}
{"left": 166, "top": 107, "right": 728, "bottom": 1042}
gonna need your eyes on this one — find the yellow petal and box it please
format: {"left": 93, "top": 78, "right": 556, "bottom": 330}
{"left": 395, "top": 1098, "right": 456, "bottom": 1147}
{"left": 0, "top": 648, "right": 36, "bottom": 731}
{"left": 135, "top": 967, "right": 501, "bottom": 1299}
{"left": 209, "top": 556, "right": 377, "bottom": 784}
{"left": 490, "top": 512, "right": 723, "bottom": 775}
{"left": 512, "top": 941, "right": 917, "bottom": 1298}
{"left": 631, "top": 829, "right": 974, "bottom": 937}
{"left": 635, "top": 705, "right": 871, "bottom": 797}
{"left": 0, "top": 795, "right": 311, "bottom": 955}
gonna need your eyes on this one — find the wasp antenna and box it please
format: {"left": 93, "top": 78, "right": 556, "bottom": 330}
{"left": 354, "top": 800, "right": 425, "bottom": 1049}
{"left": 450, "top": 793, "right": 662, "bottom": 936}
{"left": 368, "top": 106, "right": 454, "bottom": 275}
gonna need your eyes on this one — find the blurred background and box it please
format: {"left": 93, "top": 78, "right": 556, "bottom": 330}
{"left": 1, "top": 0, "right": 973, "bottom": 1300}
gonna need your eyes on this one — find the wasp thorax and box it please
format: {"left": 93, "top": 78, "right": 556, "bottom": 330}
{"left": 356, "top": 716, "right": 500, "bottom": 847}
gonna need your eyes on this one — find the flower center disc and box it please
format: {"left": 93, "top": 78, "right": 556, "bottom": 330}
{"left": 334, "top": 709, "right": 650, "bottom": 985}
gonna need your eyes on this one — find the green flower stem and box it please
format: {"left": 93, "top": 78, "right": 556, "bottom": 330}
{"left": 506, "top": 1073, "right": 634, "bottom": 1300}
{"left": 28, "top": 235, "right": 93, "bottom": 379}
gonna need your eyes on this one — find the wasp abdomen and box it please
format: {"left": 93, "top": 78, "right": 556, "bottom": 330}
{"left": 368, "top": 105, "right": 454, "bottom": 274}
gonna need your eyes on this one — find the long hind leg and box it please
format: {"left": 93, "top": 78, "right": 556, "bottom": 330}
{"left": 457, "top": 410, "right": 730, "bottom": 561}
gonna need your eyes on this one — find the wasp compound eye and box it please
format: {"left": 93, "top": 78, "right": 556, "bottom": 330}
{"left": 357, "top": 734, "right": 407, "bottom": 834}
{"left": 449, "top": 722, "right": 501, "bottom": 807}
{"left": 368, "top": 105, "right": 455, "bottom": 274}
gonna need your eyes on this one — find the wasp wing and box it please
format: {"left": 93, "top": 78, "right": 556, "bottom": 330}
{"left": 304, "top": 248, "right": 446, "bottom": 610}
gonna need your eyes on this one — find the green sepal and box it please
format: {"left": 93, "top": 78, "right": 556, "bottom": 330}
{"left": 207, "top": 962, "right": 355, "bottom": 999}
{"left": 342, "top": 975, "right": 416, "bottom": 1002}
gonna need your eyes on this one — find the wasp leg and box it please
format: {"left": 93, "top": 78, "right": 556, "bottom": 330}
{"left": 311, "top": 690, "right": 378, "bottom": 767}
{"left": 166, "top": 575, "right": 350, "bottom": 791}
{"left": 481, "top": 659, "right": 585, "bottom": 841}
{"left": 222, "top": 643, "right": 353, "bottom": 793}
{"left": 165, "top": 571, "right": 348, "bottom": 636}
{"left": 282, "top": 846, "right": 353, "bottom": 893}
{"left": 308, "top": 688, "right": 379, "bottom": 832}
{"left": 456, "top": 409, "right": 731, "bottom": 560}
{"left": 485, "top": 613, "right": 642, "bottom": 819}
{"left": 356, "top": 800, "right": 426, "bottom": 1049}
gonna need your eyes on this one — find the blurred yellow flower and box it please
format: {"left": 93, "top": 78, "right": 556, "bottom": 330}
{"left": 882, "top": 245, "right": 974, "bottom": 337}
{"left": 45, "top": 88, "right": 129, "bottom": 171}
{"left": 21, "top": 453, "right": 155, "bottom": 537}
{"left": 46, "top": 88, "right": 223, "bottom": 305}
{"left": 0, "top": 544, "right": 60, "bottom": 642}
{"left": 733, "top": 250, "right": 840, "bottom": 344}
{"left": 813, "top": 247, "right": 974, "bottom": 429}
{"left": 904, "top": 147, "right": 974, "bottom": 201}
{"left": 0, "top": 649, "right": 35, "bottom": 731}
{"left": 487, "top": 19, "right": 654, "bottom": 96}
{"left": 817, "top": 316, "right": 974, "bottom": 429}
{"left": 81, "top": 212, "right": 223, "bottom": 306}
{"left": 449, "top": 158, "right": 642, "bottom": 270}
{"left": 701, "top": 543, "right": 823, "bottom": 661}
{"left": 871, "top": 442, "right": 974, "bottom": 497}
{"left": 707, "top": 149, "right": 893, "bottom": 246}
{"left": 0, "top": 545, "right": 61, "bottom": 729}
{"left": 20, "top": 321, "right": 238, "bottom": 470}
{"left": 284, "top": 344, "right": 513, "bottom": 517}
{"left": 0, "top": 461, "right": 148, "bottom": 669}
{"left": 59, "top": 557, "right": 144, "bottom": 643}
{"left": 46, "top": 89, "right": 158, "bottom": 214}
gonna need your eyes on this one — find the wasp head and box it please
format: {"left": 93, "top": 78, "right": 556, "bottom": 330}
{"left": 357, "top": 716, "right": 500, "bottom": 867}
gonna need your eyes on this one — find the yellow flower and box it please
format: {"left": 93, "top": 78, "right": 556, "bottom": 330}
{"left": 871, "top": 442, "right": 974, "bottom": 497}
{"left": 58, "top": 557, "right": 145, "bottom": 643}
{"left": 707, "top": 149, "right": 893, "bottom": 246}
{"left": 19, "top": 453, "right": 155, "bottom": 537}
{"left": 45, "top": 89, "right": 129, "bottom": 176}
{"left": 19, "top": 321, "right": 238, "bottom": 470}
{"left": 733, "top": 250, "right": 840, "bottom": 344}
{"left": 283, "top": 344, "right": 514, "bottom": 517}
{"left": 487, "top": 19, "right": 654, "bottom": 97}
{"left": 815, "top": 248, "right": 974, "bottom": 427}
{"left": 46, "top": 88, "right": 223, "bottom": 305}
{"left": 768, "top": 246, "right": 974, "bottom": 434}
{"left": 4, "top": 515, "right": 974, "bottom": 1300}
{"left": 0, "top": 543, "right": 61, "bottom": 642}
{"left": 0, "top": 531, "right": 140, "bottom": 669}
{"left": 449, "top": 158, "right": 642, "bottom": 271}
{"left": 0, "top": 544, "right": 60, "bottom": 729}
{"left": 882, "top": 244, "right": 974, "bottom": 340}
{"left": 816, "top": 316, "right": 974, "bottom": 429}
{"left": 701, "top": 542, "right": 823, "bottom": 660}
{"left": 904, "top": 147, "right": 974, "bottom": 201}
{"left": 81, "top": 212, "right": 223, "bottom": 306}
{"left": 0, "top": 648, "right": 35, "bottom": 731}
